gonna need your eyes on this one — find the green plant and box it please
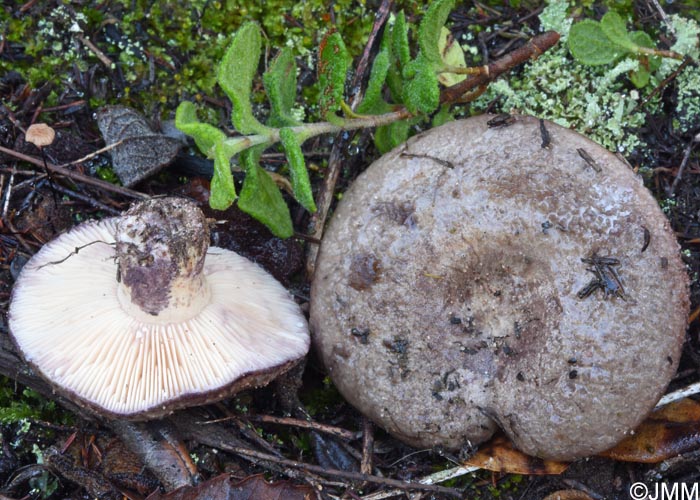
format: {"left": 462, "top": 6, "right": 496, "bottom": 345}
{"left": 474, "top": 0, "right": 698, "bottom": 157}
{"left": 177, "top": 0, "right": 459, "bottom": 237}
{"left": 0, "top": 378, "right": 71, "bottom": 426}
{"left": 569, "top": 10, "right": 686, "bottom": 88}
{"left": 176, "top": 0, "right": 556, "bottom": 237}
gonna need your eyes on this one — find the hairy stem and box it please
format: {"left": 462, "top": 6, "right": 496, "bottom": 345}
{"left": 230, "top": 31, "right": 561, "bottom": 167}
{"left": 637, "top": 45, "right": 684, "bottom": 60}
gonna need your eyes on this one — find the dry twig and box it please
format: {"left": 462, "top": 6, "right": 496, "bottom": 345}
{"left": 0, "top": 144, "right": 147, "bottom": 200}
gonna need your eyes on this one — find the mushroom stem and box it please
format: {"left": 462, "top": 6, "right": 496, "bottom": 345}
{"left": 115, "top": 198, "right": 211, "bottom": 322}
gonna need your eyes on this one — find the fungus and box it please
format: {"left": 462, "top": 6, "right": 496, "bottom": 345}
{"left": 310, "top": 115, "right": 688, "bottom": 461}
{"left": 9, "top": 197, "right": 309, "bottom": 419}
{"left": 25, "top": 123, "right": 56, "bottom": 148}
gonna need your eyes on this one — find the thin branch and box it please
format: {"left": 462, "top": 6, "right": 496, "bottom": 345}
{"left": 305, "top": 0, "right": 394, "bottom": 277}
{"left": 244, "top": 414, "right": 359, "bottom": 441}
{"left": 360, "top": 464, "right": 481, "bottom": 499}
{"left": 76, "top": 34, "right": 114, "bottom": 69}
{"left": 0, "top": 144, "right": 148, "bottom": 200}
{"left": 632, "top": 57, "right": 692, "bottom": 114}
{"left": 440, "top": 31, "right": 561, "bottom": 104}
{"left": 649, "top": 0, "right": 675, "bottom": 35}
{"left": 55, "top": 140, "right": 124, "bottom": 169}
{"left": 222, "top": 445, "right": 462, "bottom": 497}
{"left": 360, "top": 418, "right": 375, "bottom": 476}
{"left": 669, "top": 137, "right": 698, "bottom": 196}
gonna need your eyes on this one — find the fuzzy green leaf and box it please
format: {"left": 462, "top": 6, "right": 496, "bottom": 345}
{"left": 630, "top": 30, "right": 662, "bottom": 70}
{"left": 175, "top": 101, "right": 226, "bottom": 155}
{"left": 569, "top": 19, "right": 623, "bottom": 65}
{"left": 356, "top": 48, "right": 392, "bottom": 115}
{"left": 418, "top": 0, "right": 456, "bottom": 65}
{"left": 318, "top": 32, "right": 350, "bottom": 119}
{"left": 209, "top": 141, "right": 238, "bottom": 210}
{"left": 600, "top": 11, "right": 637, "bottom": 52}
{"left": 403, "top": 55, "right": 440, "bottom": 114}
{"left": 208, "top": 136, "right": 255, "bottom": 210}
{"left": 263, "top": 47, "right": 300, "bottom": 127}
{"left": 387, "top": 12, "right": 409, "bottom": 103}
{"left": 392, "top": 11, "right": 410, "bottom": 69}
{"left": 375, "top": 119, "right": 410, "bottom": 154}
{"left": 218, "top": 22, "right": 269, "bottom": 134}
{"left": 279, "top": 128, "right": 316, "bottom": 213}
{"left": 238, "top": 148, "right": 294, "bottom": 238}
{"left": 629, "top": 66, "right": 650, "bottom": 88}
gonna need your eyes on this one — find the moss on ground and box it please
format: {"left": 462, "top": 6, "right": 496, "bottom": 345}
{"left": 0, "top": 0, "right": 425, "bottom": 115}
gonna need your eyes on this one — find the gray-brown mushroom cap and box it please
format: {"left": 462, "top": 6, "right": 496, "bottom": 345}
{"left": 9, "top": 197, "right": 310, "bottom": 419}
{"left": 310, "top": 115, "right": 689, "bottom": 461}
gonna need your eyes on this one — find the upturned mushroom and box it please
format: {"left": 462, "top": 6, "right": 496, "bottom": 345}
{"left": 310, "top": 115, "right": 689, "bottom": 461}
{"left": 9, "top": 197, "right": 309, "bottom": 419}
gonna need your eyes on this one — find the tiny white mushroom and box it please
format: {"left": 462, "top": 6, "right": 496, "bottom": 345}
{"left": 25, "top": 123, "right": 56, "bottom": 148}
{"left": 9, "top": 197, "right": 310, "bottom": 419}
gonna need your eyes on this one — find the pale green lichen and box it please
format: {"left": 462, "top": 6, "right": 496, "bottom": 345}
{"left": 669, "top": 14, "right": 700, "bottom": 59}
{"left": 476, "top": 40, "right": 649, "bottom": 153}
{"left": 538, "top": 0, "right": 572, "bottom": 42}
{"left": 474, "top": 0, "right": 699, "bottom": 159}
{"left": 666, "top": 15, "right": 700, "bottom": 134}
{"left": 675, "top": 68, "right": 700, "bottom": 134}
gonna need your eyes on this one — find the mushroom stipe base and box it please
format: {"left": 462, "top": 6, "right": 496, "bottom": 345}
{"left": 310, "top": 115, "right": 689, "bottom": 462}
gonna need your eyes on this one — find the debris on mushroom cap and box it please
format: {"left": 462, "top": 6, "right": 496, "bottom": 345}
{"left": 25, "top": 123, "right": 56, "bottom": 148}
{"left": 310, "top": 115, "right": 689, "bottom": 461}
{"left": 9, "top": 197, "right": 309, "bottom": 419}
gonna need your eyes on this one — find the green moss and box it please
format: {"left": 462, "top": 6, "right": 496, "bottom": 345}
{"left": 0, "top": 377, "right": 73, "bottom": 426}
{"left": 301, "top": 376, "right": 345, "bottom": 417}
{"left": 2, "top": 0, "right": 421, "bottom": 117}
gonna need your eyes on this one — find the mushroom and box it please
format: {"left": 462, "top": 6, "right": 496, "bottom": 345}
{"left": 9, "top": 197, "right": 309, "bottom": 419}
{"left": 25, "top": 123, "right": 56, "bottom": 148}
{"left": 310, "top": 115, "right": 689, "bottom": 461}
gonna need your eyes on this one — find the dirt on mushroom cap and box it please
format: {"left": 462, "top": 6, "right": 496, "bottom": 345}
{"left": 310, "top": 115, "right": 689, "bottom": 461}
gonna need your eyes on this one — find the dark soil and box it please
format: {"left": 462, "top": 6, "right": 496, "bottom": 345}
{"left": 1, "top": 1, "right": 699, "bottom": 499}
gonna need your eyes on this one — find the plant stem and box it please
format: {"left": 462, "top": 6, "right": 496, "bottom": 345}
{"left": 637, "top": 46, "right": 684, "bottom": 60}
{"left": 262, "top": 108, "right": 414, "bottom": 145}
{"left": 234, "top": 32, "right": 562, "bottom": 162}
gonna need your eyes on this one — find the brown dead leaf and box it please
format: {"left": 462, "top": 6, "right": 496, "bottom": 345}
{"left": 599, "top": 398, "right": 700, "bottom": 463}
{"left": 463, "top": 434, "right": 569, "bottom": 475}
{"left": 542, "top": 489, "right": 594, "bottom": 500}
{"left": 148, "top": 473, "right": 314, "bottom": 500}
